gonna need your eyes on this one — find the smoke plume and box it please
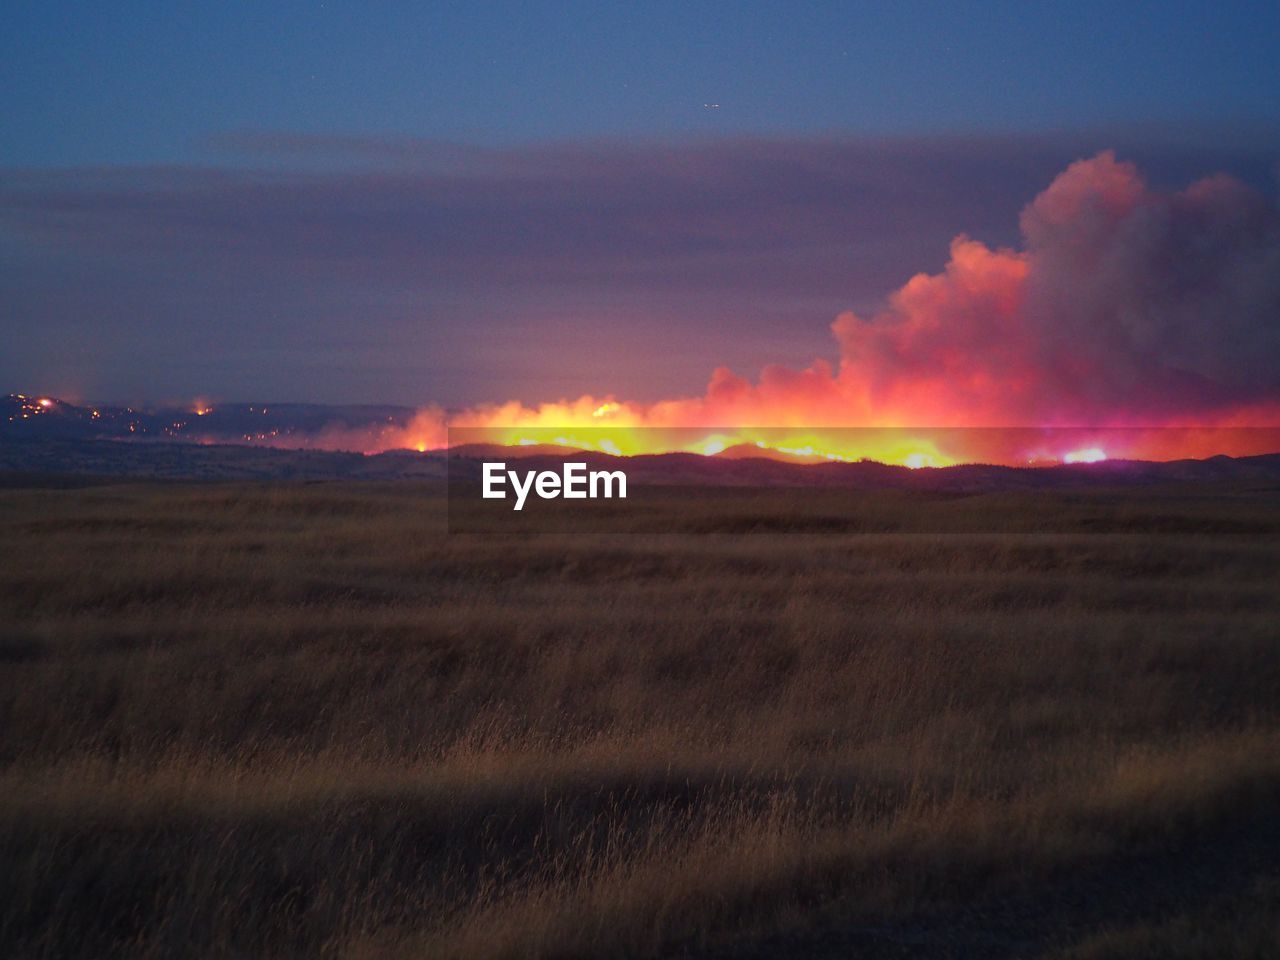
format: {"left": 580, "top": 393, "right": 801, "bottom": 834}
{"left": 420, "top": 152, "right": 1280, "bottom": 447}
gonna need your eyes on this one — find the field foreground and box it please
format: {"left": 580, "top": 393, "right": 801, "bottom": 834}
{"left": 1, "top": 479, "right": 1279, "bottom": 958}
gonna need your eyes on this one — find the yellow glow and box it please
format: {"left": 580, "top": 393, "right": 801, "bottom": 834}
{"left": 746, "top": 434, "right": 957, "bottom": 468}
{"left": 452, "top": 425, "right": 974, "bottom": 468}
{"left": 1064, "top": 447, "right": 1107, "bottom": 464}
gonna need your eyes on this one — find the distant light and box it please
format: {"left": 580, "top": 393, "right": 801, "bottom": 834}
{"left": 904, "top": 453, "right": 931, "bottom": 469}
{"left": 38, "top": 398, "right": 53, "bottom": 408}
{"left": 1064, "top": 447, "right": 1107, "bottom": 464}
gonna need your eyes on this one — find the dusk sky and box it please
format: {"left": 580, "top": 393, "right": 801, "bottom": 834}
{"left": 3, "top": 1, "right": 1279, "bottom": 408}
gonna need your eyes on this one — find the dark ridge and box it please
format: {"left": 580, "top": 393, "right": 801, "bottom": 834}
{"left": 3, "top": 433, "right": 1280, "bottom": 489}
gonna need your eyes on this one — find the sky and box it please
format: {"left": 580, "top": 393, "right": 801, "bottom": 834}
{"left": 2, "top": 1, "right": 1279, "bottom": 408}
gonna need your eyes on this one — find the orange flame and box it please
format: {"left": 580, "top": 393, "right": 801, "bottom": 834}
{"left": 247, "top": 153, "right": 1280, "bottom": 466}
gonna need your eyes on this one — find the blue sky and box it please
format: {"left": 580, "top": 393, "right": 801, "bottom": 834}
{"left": 5, "top": 1, "right": 1277, "bottom": 166}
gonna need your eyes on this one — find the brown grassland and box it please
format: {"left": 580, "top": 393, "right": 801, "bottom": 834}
{"left": 1, "top": 479, "right": 1278, "bottom": 958}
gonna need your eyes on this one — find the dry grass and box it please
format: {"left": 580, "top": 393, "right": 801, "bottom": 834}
{"left": 1, "top": 480, "right": 1278, "bottom": 958}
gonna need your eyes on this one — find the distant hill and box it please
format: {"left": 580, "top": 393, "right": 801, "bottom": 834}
{"left": 1, "top": 393, "right": 417, "bottom": 446}
{"left": 4, "top": 433, "right": 1280, "bottom": 490}
{"left": 445, "top": 448, "right": 1280, "bottom": 490}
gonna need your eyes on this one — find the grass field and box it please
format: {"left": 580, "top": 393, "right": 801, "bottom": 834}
{"left": 1, "top": 479, "right": 1278, "bottom": 958}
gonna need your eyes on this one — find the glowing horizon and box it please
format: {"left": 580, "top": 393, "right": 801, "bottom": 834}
{"left": 429, "top": 425, "right": 1280, "bottom": 470}
{"left": 268, "top": 152, "right": 1280, "bottom": 466}
{"left": 18, "top": 152, "right": 1278, "bottom": 469}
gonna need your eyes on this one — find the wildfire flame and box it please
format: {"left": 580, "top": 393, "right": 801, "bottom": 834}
{"left": 1064, "top": 448, "right": 1107, "bottom": 464}
{"left": 88, "top": 152, "right": 1280, "bottom": 468}
{"left": 365, "top": 153, "right": 1280, "bottom": 466}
